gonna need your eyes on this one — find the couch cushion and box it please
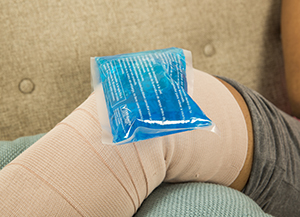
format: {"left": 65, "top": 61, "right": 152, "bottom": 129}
{"left": 0, "top": 133, "right": 45, "bottom": 170}
{"left": 135, "top": 183, "right": 273, "bottom": 217}
{"left": 0, "top": 0, "right": 289, "bottom": 140}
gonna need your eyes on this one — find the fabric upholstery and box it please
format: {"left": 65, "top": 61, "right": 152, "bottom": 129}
{"left": 0, "top": 0, "right": 289, "bottom": 140}
{"left": 134, "top": 183, "right": 273, "bottom": 217}
{"left": 0, "top": 133, "right": 45, "bottom": 170}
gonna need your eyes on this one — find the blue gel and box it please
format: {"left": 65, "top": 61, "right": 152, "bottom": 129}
{"left": 94, "top": 48, "right": 212, "bottom": 144}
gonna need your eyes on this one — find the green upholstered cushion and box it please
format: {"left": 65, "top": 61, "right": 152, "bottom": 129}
{"left": 134, "top": 183, "right": 273, "bottom": 217}
{"left": 0, "top": 133, "right": 45, "bottom": 170}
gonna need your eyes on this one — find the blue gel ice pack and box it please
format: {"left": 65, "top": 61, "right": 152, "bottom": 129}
{"left": 91, "top": 47, "right": 213, "bottom": 145}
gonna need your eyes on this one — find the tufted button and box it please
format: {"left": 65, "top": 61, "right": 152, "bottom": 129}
{"left": 203, "top": 44, "right": 216, "bottom": 57}
{"left": 19, "top": 78, "right": 35, "bottom": 94}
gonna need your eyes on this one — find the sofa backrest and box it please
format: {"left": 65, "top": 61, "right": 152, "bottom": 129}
{"left": 0, "top": 0, "right": 289, "bottom": 140}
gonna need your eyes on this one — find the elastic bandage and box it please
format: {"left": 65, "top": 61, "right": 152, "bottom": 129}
{"left": 0, "top": 69, "right": 248, "bottom": 216}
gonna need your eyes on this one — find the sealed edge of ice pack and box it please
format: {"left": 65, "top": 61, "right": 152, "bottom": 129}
{"left": 91, "top": 57, "right": 114, "bottom": 144}
{"left": 182, "top": 49, "right": 194, "bottom": 97}
{"left": 116, "top": 122, "right": 220, "bottom": 145}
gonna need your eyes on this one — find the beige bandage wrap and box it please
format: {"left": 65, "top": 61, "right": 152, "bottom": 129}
{"left": 0, "top": 69, "right": 248, "bottom": 216}
{"left": 163, "top": 69, "right": 248, "bottom": 185}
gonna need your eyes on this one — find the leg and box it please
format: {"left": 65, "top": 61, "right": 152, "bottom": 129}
{"left": 220, "top": 75, "right": 300, "bottom": 216}
{"left": 0, "top": 69, "right": 251, "bottom": 216}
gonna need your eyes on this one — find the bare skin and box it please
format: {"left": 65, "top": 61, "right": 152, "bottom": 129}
{"left": 281, "top": 0, "right": 300, "bottom": 118}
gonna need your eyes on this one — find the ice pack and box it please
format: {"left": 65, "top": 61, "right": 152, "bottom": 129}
{"left": 91, "top": 47, "right": 215, "bottom": 145}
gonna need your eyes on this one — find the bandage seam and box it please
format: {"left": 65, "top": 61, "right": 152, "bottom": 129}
{"left": 133, "top": 143, "right": 149, "bottom": 198}
{"left": 114, "top": 146, "right": 140, "bottom": 209}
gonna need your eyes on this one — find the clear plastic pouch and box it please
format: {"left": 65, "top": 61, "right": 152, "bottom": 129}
{"left": 91, "top": 47, "right": 216, "bottom": 145}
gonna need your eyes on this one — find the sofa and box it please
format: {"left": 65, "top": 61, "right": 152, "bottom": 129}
{"left": 0, "top": 0, "right": 286, "bottom": 216}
